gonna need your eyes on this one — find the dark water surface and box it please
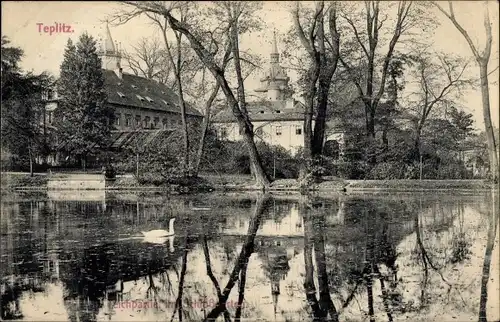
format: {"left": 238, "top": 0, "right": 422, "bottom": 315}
{"left": 1, "top": 190, "right": 498, "bottom": 322}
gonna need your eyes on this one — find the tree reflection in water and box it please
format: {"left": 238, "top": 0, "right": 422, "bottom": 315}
{"left": 301, "top": 195, "right": 339, "bottom": 321}
{"left": 203, "top": 193, "right": 270, "bottom": 321}
{"left": 1, "top": 192, "right": 498, "bottom": 321}
{"left": 479, "top": 190, "right": 499, "bottom": 322}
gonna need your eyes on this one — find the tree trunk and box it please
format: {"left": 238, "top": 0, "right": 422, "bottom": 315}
{"left": 365, "top": 107, "right": 377, "bottom": 166}
{"left": 479, "top": 62, "right": 499, "bottom": 182}
{"left": 311, "top": 80, "right": 330, "bottom": 157}
{"left": 28, "top": 145, "right": 34, "bottom": 177}
{"left": 175, "top": 73, "right": 190, "bottom": 176}
{"left": 165, "top": 11, "right": 270, "bottom": 188}
{"left": 136, "top": 152, "right": 139, "bottom": 178}
{"left": 299, "top": 64, "right": 320, "bottom": 183}
{"left": 414, "top": 130, "right": 422, "bottom": 161}
{"left": 192, "top": 84, "right": 220, "bottom": 177}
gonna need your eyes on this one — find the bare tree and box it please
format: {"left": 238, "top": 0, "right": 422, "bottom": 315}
{"left": 405, "top": 52, "right": 472, "bottom": 160}
{"left": 114, "top": 1, "right": 271, "bottom": 187}
{"left": 339, "top": 1, "right": 430, "bottom": 164}
{"left": 147, "top": 9, "right": 194, "bottom": 176}
{"left": 123, "top": 36, "right": 172, "bottom": 85}
{"left": 190, "top": 42, "right": 231, "bottom": 176}
{"left": 433, "top": 1, "right": 498, "bottom": 182}
{"left": 292, "top": 1, "right": 340, "bottom": 183}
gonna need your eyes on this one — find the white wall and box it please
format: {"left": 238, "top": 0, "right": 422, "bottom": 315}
{"left": 215, "top": 121, "right": 345, "bottom": 156}
{"left": 215, "top": 120, "right": 305, "bottom": 155}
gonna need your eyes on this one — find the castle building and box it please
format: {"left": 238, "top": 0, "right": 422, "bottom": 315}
{"left": 212, "top": 32, "right": 344, "bottom": 156}
{"left": 42, "top": 23, "right": 202, "bottom": 164}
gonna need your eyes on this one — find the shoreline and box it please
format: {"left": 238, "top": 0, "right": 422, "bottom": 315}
{"left": 1, "top": 172, "right": 497, "bottom": 193}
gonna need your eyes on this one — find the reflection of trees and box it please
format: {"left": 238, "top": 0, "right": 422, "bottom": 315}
{"left": 0, "top": 200, "right": 55, "bottom": 320}
{"left": 479, "top": 191, "right": 499, "bottom": 322}
{"left": 204, "top": 193, "right": 270, "bottom": 321}
{"left": 322, "top": 197, "right": 422, "bottom": 321}
{"left": 169, "top": 234, "right": 189, "bottom": 322}
{"left": 201, "top": 233, "right": 231, "bottom": 322}
{"left": 301, "top": 196, "right": 339, "bottom": 321}
{"left": 449, "top": 203, "right": 472, "bottom": 264}
{"left": 413, "top": 201, "right": 458, "bottom": 309}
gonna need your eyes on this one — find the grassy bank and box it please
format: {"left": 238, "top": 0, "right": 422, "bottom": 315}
{"left": 1, "top": 172, "right": 49, "bottom": 190}
{"left": 1, "top": 172, "right": 496, "bottom": 192}
{"left": 346, "top": 179, "right": 497, "bottom": 191}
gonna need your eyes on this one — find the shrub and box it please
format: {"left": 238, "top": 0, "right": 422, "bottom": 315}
{"left": 336, "top": 160, "right": 369, "bottom": 179}
{"left": 366, "top": 162, "right": 408, "bottom": 180}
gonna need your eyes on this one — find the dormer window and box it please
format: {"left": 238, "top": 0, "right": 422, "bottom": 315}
{"left": 131, "top": 85, "right": 138, "bottom": 89}
{"left": 117, "top": 82, "right": 122, "bottom": 86}
{"left": 162, "top": 99, "right": 169, "bottom": 106}
{"left": 275, "top": 110, "right": 281, "bottom": 113}
{"left": 259, "top": 111, "right": 264, "bottom": 114}
{"left": 145, "top": 96, "right": 154, "bottom": 103}
{"left": 117, "top": 91, "right": 126, "bottom": 98}
{"left": 136, "top": 94, "right": 145, "bottom": 101}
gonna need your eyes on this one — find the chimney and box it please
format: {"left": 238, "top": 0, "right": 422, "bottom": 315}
{"left": 115, "top": 65, "right": 123, "bottom": 80}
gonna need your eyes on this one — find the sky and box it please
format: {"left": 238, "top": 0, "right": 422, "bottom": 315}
{"left": 2, "top": 1, "right": 499, "bottom": 130}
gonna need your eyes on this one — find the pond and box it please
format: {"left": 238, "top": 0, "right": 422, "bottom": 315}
{"left": 1, "top": 190, "right": 498, "bottom": 322}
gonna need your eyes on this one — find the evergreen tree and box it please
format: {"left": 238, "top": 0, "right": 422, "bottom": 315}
{"left": 56, "top": 33, "right": 113, "bottom": 169}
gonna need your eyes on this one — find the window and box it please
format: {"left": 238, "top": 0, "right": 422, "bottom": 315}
{"left": 117, "top": 91, "right": 126, "bottom": 98}
{"left": 136, "top": 94, "right": 145, "bottom": 101}
{"left": 239, "top": 127, "right": 244, "bottom": 135}
{"left": 125, "top": 114, "right": 132, "bottom": 127}
{"left": 48, "top": 111, "right": 53, "bottom": 124}
{"left": 259, "top": 110, "right": 264, "bottom": 114}
{"left": 145, "top": 96, "right": 154, "bottom": 103}
{"left": 162, "top": 118, "right": 168, "bottom": 129}
{"left": 47, "top": 90, "right": 54, "bottom": 100}
{"left": 275, "top": 110, "right": 281, "bottom": 114}
{"left": 154, "top": 117, "right": 159, "bottom": 128}
{"left": 220, "top": 127, "right": 227, "bottom": 138}
{"left": 115, "top": 113, "right": 121, "bottom": 126}
{"left": 135, "top": 115, "right": 141, "bottom": 127}
{"left": 143, "top": 116, "right": 150, "bottom": 128}
{"left": 276, "top": 125, "right": 282, "bottom": 136}
{"left": 295, "top": 126, "right": 302, "bottom": 135}
{"left": 131, "top": 84, "right": 138, "bottom": 89}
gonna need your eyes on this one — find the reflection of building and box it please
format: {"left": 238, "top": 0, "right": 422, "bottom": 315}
{"left": 223, "top": 203, "right": 304, "bottom": 237}
{"left": 212, "top": 33, "right": 344, "bottom": 156}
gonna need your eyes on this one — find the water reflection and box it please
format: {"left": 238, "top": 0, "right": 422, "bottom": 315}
{"left": 1, "top": 191, "right": 498, "bottom": 321}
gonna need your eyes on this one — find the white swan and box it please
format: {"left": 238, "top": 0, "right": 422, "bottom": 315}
{"left": 141, "top": 218, "right": 176, "bottom": 238}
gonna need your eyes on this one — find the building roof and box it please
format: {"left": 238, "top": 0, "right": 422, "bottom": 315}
{"left": 212, "top": 100, "right": 306, "bottom": 123}
{"left": 103, "top": 70, "right": 202, "bottom": 117}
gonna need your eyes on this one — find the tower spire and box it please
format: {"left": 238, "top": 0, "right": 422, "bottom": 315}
{"left": 104, "top": 20, "right": 116, "bottom": 53}
{"left": 272, "top": 29, "right": 278, "bottom": 55}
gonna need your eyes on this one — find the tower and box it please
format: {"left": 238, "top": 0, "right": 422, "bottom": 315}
{"left": 98, "top": 22, "right": 122, "bottom": 79}
{"left": 255, "top": 31, "right": 291, "bottom": 101}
